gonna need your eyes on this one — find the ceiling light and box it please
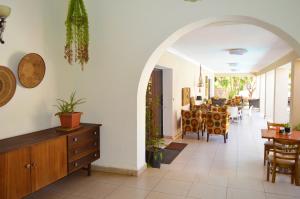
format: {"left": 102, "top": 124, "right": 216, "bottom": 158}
{"left": 226, "top": 48, "right": 248, "bottom": 55}
{"left": 228, "top": 63, "right": 238, "bottom": 67}
{"left": 0, "top": 5, "right": 11, "bottom": 44}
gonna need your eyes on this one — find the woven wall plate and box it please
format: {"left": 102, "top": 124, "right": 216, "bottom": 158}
{"left": 0, "top": 66, "right": 16, "bottom": 107}
{"left": 18, "top": 53, "right": 46, "bottom": 88}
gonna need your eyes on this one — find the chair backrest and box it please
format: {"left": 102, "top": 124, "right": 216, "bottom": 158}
{"left": 181, "top": 109, "right": 202, "bottom": 132}
{"left": 273, "top": 138, "right": 299, "bottom": 163}
{"left": 267, "top": 122, "right": 285, "bottom": 131}
{"left": 206, "top": 111, "right": 229, "bottom": 135}
{"left": 228, "top": 106, "right": 239, "bottom": 118}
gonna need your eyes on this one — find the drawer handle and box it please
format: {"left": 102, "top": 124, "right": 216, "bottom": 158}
{"left": 73, "top": 137, "right": 78, "bottom": 142}
{"left": 94, "top": 142, "right": 97, "bottom": 146}
{"left": 74, "top": 162, "right": 78, "bottom": 167}
{"left": 94, "top": 153, "right": 98, "bottom": 157}
{"left": 94, "top": 132, "right": 97, "bottom": 135}
{"left": 24, "top": 164, "right": 31, "bottom": 169}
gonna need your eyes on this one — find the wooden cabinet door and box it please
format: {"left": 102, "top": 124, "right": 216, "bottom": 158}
{"left": 0, "top": 147, "right": 32, "bottom": 199}
{"left": 30, "top": 136, "right": 67, "bottom": 191}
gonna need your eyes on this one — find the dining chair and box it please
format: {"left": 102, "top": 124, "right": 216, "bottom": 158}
{"left": 181, "top": 109, "right": 203, "bottom": 140}
{"left": 264, "top": 122, "right": 285, "bottom": 165}
{"left": 267, "top": 138, "right": 299, "bottom": 184}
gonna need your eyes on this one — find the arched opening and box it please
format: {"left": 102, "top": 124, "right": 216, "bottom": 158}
{"left": 137, "top": 15, "right": 300, "bottom": 169}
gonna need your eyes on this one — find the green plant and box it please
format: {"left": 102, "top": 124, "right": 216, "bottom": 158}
{"left": 145, "top": 81, "right": 165, "bottom": 166}
{"left": 284, "top": 123, "right": 291, "bottom": 128}
{"left": 64, "top": 0, "right": 89, "bottom": 70}
{"left": 55, "top": 91, "right": 85, "bottom": 116}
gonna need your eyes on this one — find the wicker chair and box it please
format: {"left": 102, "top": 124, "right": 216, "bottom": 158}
{"left": 267, "top": 138, "right": 299, "bottom": 184}
{"left": 206, "top": 111, "right": 229, "bottom": 143}
{"left": 264, "top": 122, "right": 285, "bottom": 165}
{"left": 181, "top": 109, "right": 203, "bottom": 140}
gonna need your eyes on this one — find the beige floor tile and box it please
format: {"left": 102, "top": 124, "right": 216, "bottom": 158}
{"left": 265, "top": 193, "right": 300, "bottom": 199}
{"left": 163, "top": 170, "right": 198, "bottom": 182}
{"left": 196, "top": 174, "right": 228, "bottom": 187}
{"left": 153, "top": 179, "right": 192, "bottom": 196}
{"left": 123, "top": 175, "right": 162, "bottom": 190}
{"left": 24, "top": 189, "right": 66, "bottom": 199}
{"left": 228, "top": 176, "right": 265, "bottom": 191}
{"left": 188, "top": 183, "right": 227, "bottom": 199}
{"left": 146, "top": 191, "right": 185, "bottom": 199}
{"left": 73, "top": 181, "right": 119, "bottom": 198}
{"left": 264, "top": 181, "right": 300, "bottom": 197}
{"left": 227, "top": 188, "right": 266, "bottom": 199}
{"left": 105, "top": 187, "right": 149, "bottom": 199}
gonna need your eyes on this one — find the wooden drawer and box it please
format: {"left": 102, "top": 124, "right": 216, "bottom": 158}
{"left": 68, "top": 151, "right": 100, "bottom": 173}
{"left": 68, "top": 138, "right": 99, "bottom": 162}
{"left": 67, "top": 129, "right": 99, "bottom": 148}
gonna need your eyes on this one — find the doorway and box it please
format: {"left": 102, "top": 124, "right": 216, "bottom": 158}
{"left": 146, "top": 68, "right": 164, "bottom": 138}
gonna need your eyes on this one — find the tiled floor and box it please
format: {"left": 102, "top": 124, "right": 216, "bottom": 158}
{"left": 26, "top": 112, "right": 300, "bottom": 199}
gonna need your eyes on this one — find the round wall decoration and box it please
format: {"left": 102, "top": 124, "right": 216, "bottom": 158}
{"left": 18, "top": 53, "right": 46, "bottom": 88}
{"left": 0, "top": 65, "right": 16, "bottom": 107}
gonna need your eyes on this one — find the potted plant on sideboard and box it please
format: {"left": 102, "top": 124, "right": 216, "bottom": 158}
{"left": 284, "top": 123, "right": 291, "bottom": 133}
{"left": 55, "top": 91, "right": 85, "bottom": 130}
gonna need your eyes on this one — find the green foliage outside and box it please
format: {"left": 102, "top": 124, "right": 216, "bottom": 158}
{"left": 214, "top": 76, "right": 255, "bottom": 99}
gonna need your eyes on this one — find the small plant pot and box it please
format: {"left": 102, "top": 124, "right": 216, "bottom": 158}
{"left": 146, "top": 148, "right": 163, "bottom": 168}
{"left": 285, "top": 127, "right": 291, "bottom": 133}
{"left": 59, "top": 112, "right": 82, "bottom": 129}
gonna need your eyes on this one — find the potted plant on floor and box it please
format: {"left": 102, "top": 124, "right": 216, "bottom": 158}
{"left": 145, "top": 82, "right": 165, "bottom": 168}
{"left": 55, "top": 91, "right": 85, "bottom": 130}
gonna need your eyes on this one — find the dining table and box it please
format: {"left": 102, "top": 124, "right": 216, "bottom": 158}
{"left": 261, "top": 129, "right": 300, "bottom": 186}
{"left": 261, "top": 129, "right": 300, "bottom": 141}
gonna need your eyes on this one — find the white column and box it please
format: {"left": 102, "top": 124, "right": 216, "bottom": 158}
{"left": 291, "top": 60, "right": 300, "bottom": 128}
{"left": 265, "top": 70, "right": 275, "bottom": 122}
{"left": 259, "top": 74, "right": 266, "bottom": 117}
{"left": 274, "top": 64, "right": 291, "bottom": 123}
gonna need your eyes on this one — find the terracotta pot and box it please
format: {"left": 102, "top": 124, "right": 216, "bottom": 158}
{"left": 59, "top": 112, "right": 82, "bottom": 129}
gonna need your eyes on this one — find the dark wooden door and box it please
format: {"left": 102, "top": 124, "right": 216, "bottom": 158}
{"left": 147, "top": 69, "right": 163, "bottom": 137}
{"left": 0, "top": 148, "right": 32, "bottom": 199}
{"left": 31, "top": 136, "right": 67, "bottom": 192}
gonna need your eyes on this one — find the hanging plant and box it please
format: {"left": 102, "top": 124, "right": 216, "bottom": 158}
{"left": 64, "top": 0, "right": 89, "bottom": 70}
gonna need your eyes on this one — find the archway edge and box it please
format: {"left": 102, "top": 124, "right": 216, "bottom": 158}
{"left": 136, "top": 15, "right": 300, "bottom": 169}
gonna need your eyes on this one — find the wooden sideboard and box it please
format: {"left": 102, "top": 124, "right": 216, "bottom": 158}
{"left": 0, "top": 123, "right": 101, "bottom": 199}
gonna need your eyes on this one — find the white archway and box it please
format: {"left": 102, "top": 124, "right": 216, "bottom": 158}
{"left": 136, "top": 15, "right": 300, "bottom": 169}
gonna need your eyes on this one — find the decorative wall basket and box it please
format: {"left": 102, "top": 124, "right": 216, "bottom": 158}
{"left": 0, "top": 65, "right": 16, "bottom": 107}
{"left": 18, "top": 53, "right": 46, "bottom": 88}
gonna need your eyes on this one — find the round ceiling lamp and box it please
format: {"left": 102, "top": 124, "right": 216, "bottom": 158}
{"left": 227, "top": 48, "right": 248, "bottom": 55}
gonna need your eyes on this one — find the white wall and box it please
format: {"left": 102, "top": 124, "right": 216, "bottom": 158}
{"left": 265, "top": 70, "right": 275, "bottom": 121}
{"left": 0, "top": 0, "right": 69, "bottom": 139}
{"left": 157, "top": 51, "right": 214, "bottom": 138}
{"left": 259, "top": 74, "right": 266, "bottom": 117}
{"left": 2, "top": 0, "right": 300, "bottom": 171}
{"left": 274, "top": 64, "right": 290, "bottom": 123}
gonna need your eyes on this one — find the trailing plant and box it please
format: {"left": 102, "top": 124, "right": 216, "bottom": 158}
{"left": 64, "top": 0, "right": 89, "bottom": 70}
{"left": 55, "top": 91, "right": 85, "bottom": 116}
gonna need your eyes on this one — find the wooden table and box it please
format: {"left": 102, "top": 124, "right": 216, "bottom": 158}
{"left": 261, "top": 129, "right": 300, "bottom": 186}
{"left": 261, "top": 129, "right": 300, "bottom": 141}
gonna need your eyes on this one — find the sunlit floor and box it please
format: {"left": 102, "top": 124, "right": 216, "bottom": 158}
{"left": 26, "top": 112, "right": 300, "bottom": 199}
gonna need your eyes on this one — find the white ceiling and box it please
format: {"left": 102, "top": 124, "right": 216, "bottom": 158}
{"left": 169, "top": 23, "right": 293, "bottom": 73}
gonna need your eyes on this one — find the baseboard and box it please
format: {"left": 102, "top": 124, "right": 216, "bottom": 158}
{"left": 92, "top": 164, "right": 147, "bottom": 176}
